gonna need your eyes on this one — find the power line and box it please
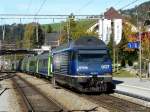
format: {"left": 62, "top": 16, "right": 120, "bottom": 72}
{"left": 0, "top": 14, "right": 101, "bottom": 17}
{"left": 26, "top": 0, "right": 32, "bottom": 12}
{"left": 113, "top": 0, "right": 123, "bottom": 7}
{"left": 0, "top": 17, "right": 67, "bottom": 20}
{"left": 75, "top": 0, "right": 95, "bottom": 13}
{"left": 35, "top": 0, "right": 47, "bottom": 15}
{"left": 120, "top": 0, "right": 141, "bottom": 10}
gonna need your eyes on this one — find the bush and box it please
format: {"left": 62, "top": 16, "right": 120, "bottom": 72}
{"left": 121, "top": 59, "right": 126, "bottom": 67}
{"left": 128, "top": 60, "right": 133, "bottom": 66}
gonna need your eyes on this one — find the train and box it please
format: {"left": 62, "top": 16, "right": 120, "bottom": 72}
{"left": 18, "top": 36, "right": 115, "bottom": 92}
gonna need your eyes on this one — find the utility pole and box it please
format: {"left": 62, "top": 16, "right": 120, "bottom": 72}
{"left": 113, "top": 39, "right": 116, "bottom": 72}
{"left": 139, "top": 29, "right": 142, "bottom": 80}
{"left": 36, "top": 23, "right": 39, "bottom": 43}
{"left": 36, "top": 22, "right": 39, "bottom": 48}
{"left": 67, "top": 18, "right": 70, "bottom": 44}
{"left": 2, "top": 24, "right": 5, "bottom": 41}
{"left": 136, "top": 6, "right": 142, "bottom": 80}
{"left": 144, "top": 11, "right": 150, "bottom": 78}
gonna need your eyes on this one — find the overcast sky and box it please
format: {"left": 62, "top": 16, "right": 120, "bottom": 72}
{"left": 0, "top": 0, "right": 148, "bottom": 24}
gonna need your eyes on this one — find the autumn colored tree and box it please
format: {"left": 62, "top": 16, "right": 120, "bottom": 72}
{"left": 142, "top": 33, "right": 150, "bottom": 60}
{"left": 122, "top": 22, "right": 139, "bottom": 65}
{"left": 107, "top": 35, "right": 114, "bottom": 60}
{"left": 59, "top": 13, "right": 98, "bottom": 44}
{"left": 113, "top": 21, "right": 139, "bottom": 66}
{"left": 23, "top": 23, "right": 44, "bottom": 49}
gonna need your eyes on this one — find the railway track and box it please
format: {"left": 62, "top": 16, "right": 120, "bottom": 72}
{"left": 15, "top": 73, "right": 150, "bottom": 112}
{"left": 59, "top": 86, "right": 150, "bottom": 112}
{"left": 47, "top": 77, "right": 150, "bottom": 112}
{"left": 49, "top": 76, "right": 150, "bottom": 112}
{"left": 81, "top": 94, "right": 150, "bottom": 112}
{"left": 11, "top": 74, "right": 65, "bottom": 112}
{"left": 0, "top": 72, "right": 16, "bottom": 81}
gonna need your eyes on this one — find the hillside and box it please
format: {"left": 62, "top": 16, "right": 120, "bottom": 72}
{"left": 48, "top": 19, "right": 96, "bottom": 32}
{"left": 0, "top": 1, "right": 149, "bottom": 42}
{"left": 121, "top": 1, "right": 150, "bottom": 25}
{"left": 0, "top": 24, "right": 25, "bottom": 42}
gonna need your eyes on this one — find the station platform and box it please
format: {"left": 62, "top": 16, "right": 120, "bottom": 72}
{"left": 113, "top": 77, "right": 150, "bottom": 101}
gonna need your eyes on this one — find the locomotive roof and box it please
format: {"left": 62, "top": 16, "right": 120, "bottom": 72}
{"left": 52, "top": 36, "right": 107, "bottom": 53}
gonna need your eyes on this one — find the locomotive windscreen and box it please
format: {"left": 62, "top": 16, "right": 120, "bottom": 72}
{"left": 77, "top": 54, "right": 110, "bottom": 74}
{"left": 78, "top": 50, "right": 107, "bottom": 54}
{"left": 78, "top": 54, "right": 107, "bottom": 63}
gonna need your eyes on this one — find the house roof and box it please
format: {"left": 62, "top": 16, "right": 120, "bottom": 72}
{"left": 45, "top": 32, "right": 60, "bottom": 47}
{"left": 104, "top": 7, "right": 123, "bottom": 20}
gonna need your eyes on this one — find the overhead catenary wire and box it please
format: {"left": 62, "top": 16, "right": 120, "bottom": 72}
{"left": 116, "top": 0, "right": 144, "bottom": 78}
{"left": 33, "top": 0, "right": 47, "bottom": 25}
{"left": 76, "top": 0, "right": 95, "bottom": 13}
{"left": 119, "top": 0, "right": 141, "bottom": 10}
{"left": 0, "top": 14, "right": 102, "bottom": 17}
{"left": 0, "top": 0, "right": 143, "bottom": 26}
{"left": 26, "top": 0, "right": 32, "bottom": 13}
{"left": 32, "top": 0, "right": 47, "bottom": 47}
{"left": 113, "top": 0, "right": 123, "bottom": 7}
{"left": 35, "top": 0, "right": 47, "bottom": 15}
{"left": 102, "top": 0, "right": 142, "bottom": 72}
{"left": 0, "top": 0, "right": 144, "bottom": 18}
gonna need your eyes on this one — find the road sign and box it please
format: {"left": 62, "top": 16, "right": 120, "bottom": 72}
{"left": 128, "top": 42, "right": 139, "bottom": 49}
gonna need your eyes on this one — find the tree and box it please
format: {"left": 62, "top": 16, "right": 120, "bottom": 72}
{"left": 142, "top": 33, "right": 150, "bottom": 60}
{"left": 59, "top": 13, "right": 76, "bottom": 44}
{"left": 23, "top": 23, "right": 44, "bottom": 49}
{"left": 107, "top": 21, "right": 139, "bottom": 67}
{"left": 37, "top": 24, "right": 44, "bottom": 47}
{"left": 119, "top": 21, "right": 138, "bottom": 65}
{"left": 23, "top": 23, "right": 35, "bottom": 49}
{"left": 107, "top": 35, "right": 114, "bottom": 60}
{"left": 59, "top": 13, "right": 98, "bottom": 44}
{"left": 46, "top": 24, "right": 52, "bottom": 33}
{"left": 121, "top": 59, "right": 126, "bottom": 67}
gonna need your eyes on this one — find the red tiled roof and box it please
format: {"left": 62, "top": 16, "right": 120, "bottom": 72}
{"left": 104, "top": 7, "right": 123, "bottom": 20}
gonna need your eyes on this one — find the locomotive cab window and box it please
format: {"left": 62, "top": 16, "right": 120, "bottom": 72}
{"left": 78, "top": 54, "right": 107, "bottom": 63}
{"left": 77, "top": 50, "right": 108, "bottom": 63}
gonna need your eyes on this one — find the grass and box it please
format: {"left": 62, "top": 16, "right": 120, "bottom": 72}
{"left": 50, "top": 22, "right": 65, "bottom": 31}
{"left": 76, "top": 19, "right": 96, "bottom": 29}
{"left": 43, "top": 19, "right": 96, "bottom": 32}
{"left": 113, "top": 69, "right": 136, "bottom": 77}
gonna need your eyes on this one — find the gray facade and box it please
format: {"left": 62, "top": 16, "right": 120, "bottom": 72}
{"left": 44, "top": 32, "right": 60, "bottom": 47}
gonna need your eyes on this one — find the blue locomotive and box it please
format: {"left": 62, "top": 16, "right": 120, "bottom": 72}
{"left": 20, "top": 36, "right": 114, "bottom": 92}
{"left": 52, "top": 36, "right": 114, "bottom": 92}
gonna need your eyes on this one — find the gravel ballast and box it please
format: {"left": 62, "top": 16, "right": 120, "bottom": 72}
{"left": 0, "top": 78, "right": 23, "bottom": 112}
{"left": 17, "top": 73, "right": 109, "bottom": 112}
